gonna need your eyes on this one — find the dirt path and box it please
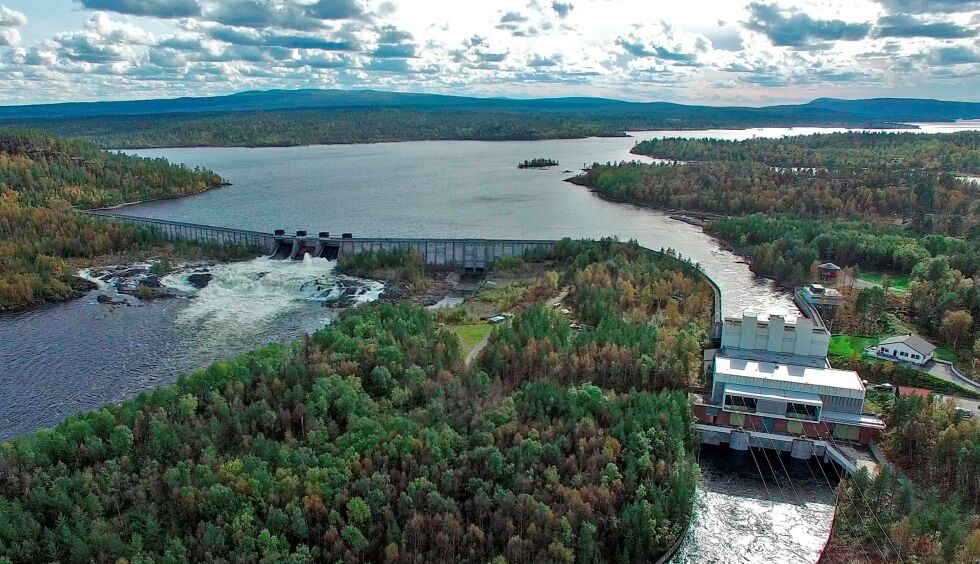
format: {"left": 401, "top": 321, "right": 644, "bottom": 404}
{"left": 464, "top": 288, "right": 570, "bottom": 368}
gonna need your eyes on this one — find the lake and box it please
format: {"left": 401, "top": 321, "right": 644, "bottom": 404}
{"left": 5, "top": 123, "right": 975, "bottom": 562}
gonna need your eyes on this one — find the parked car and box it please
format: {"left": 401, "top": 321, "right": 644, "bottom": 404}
{"left": 488, "top": 315, "right": 507, "bottom": 324}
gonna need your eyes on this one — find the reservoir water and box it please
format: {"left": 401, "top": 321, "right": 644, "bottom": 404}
{"left": 5, "top": 124, "right": 975, "bottom": 561}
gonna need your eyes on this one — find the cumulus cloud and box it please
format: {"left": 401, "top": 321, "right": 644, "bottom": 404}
{"left": 79, "top": 0, "right": 201, "bottom": 18}
{"left": 0, "top": 5, "right": 26, "bottom": 47}
{"left": 1, "top": 0, "right": 978, "bottom": 104}
{"left": 875, "top": 14, "right": 977, "bottom": 38}
{"left": 876, "top": 0, "right": 980, "bottom": 14}
{"left": 919, "top": 44, "right": 980, "bottom": 65}
{"left": 306, "top": 0, "right": 364, "bottom": 20}
{"left": 552, "top": 2, "right": 573, "bottom": 18}
{"left": 744, "top": 3, "right": 871, "bottom": 48}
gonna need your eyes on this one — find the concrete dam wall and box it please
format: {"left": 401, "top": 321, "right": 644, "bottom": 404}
{"left": 83, "top": 211, "right": 722, "bottom": 340}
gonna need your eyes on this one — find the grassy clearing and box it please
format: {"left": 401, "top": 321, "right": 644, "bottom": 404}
{"left": 935, "top": 346, "right": 960, "bottom": 363}
{"left": 450, "top": 323, "right": 494, "bottom": 359}
{"left": 857, "top": 272, "right": 910, "bottom": 292}
{"left": 828, "top": 335, "right": 879, "bottom": 358}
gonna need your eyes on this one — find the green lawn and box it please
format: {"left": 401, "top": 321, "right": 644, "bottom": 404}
{"left": 857, "top": 272, "right": 911, "bottom": 292}
{"left": 935, "top": 346, "right": 960, "bottom": 363}
{"left": 828, "top": 335, "right": 879, "bottom": 358}
{"left": 451, "top": 323, "right": 494, "bottom": 358}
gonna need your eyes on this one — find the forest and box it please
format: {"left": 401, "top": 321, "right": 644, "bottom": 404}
{"left": 632, "top": 131, "right": 980, "bottom": 173}
{"left": 0, "top": 239, "right": 712, "bottom": 563}
{"left": 575, "top": 131, "right": 980, "bottom": 362}
{"left": 0, "top": 128, "right": 227, "bottom": 310}
{"left": 825, "top": 394, "right": 980, "bottom": 563}
{"left": 3, "top": 110, "right": 626, "bottom": 149}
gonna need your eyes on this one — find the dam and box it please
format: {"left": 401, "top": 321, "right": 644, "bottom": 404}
{"left": 84, "top": 211, "right": 724, "bottom": 341}
{"left": 85, "top": 212, "right": 875, "bottom": 479}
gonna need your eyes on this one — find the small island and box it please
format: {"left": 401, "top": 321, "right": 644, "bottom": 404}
{"left": 518, "top": 157, "right": 559, "bottom": 169}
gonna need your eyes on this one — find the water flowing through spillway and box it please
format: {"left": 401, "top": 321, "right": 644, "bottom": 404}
{"left": 0, "top": 255, "right": 383, "bottom": 441}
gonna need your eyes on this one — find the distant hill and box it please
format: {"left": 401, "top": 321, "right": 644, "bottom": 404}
{"left": 802, "top": 98, "right": 980, "bottom": 122}
{"left": 3, "top": 89, "right": 976, "bottom": 122}
{"left": 1, "top": 89, "right": 977, "bottom": 148}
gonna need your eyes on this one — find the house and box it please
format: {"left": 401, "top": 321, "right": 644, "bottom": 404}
{"left": 874, "top": 334, "right": 936, "bottom": 366}
{"left": 818, "top": 262, "right": 841, "bottom": 280}
{"left": 701, "top": 309, "right": 884, "bottom": 443}
{"left": 801, "top": 283, "right": 843, "bottom": 309}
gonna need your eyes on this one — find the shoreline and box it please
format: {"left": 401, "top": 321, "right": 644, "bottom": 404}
{"left": 100, "top": 121, "right": 910, "bottom": 151}
{"left": 562, "top": 175, "right": 793, "bottom": 291}
{"left": 83, "top": 182, "right": 233, "bottom": 211}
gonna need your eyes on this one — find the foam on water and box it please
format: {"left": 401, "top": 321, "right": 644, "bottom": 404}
{"left": 162, "top": 254, "right": 383, "bottom": 331}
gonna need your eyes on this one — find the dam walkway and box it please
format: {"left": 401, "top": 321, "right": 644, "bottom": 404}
{"left": 83, "top": 211, "right": 723, "bottom": 341}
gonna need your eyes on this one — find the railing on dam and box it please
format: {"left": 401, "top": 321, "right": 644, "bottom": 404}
{"left": 82, "top": 210, "right": 723, "bottom": 340}
{"left": 83, "top": 211, "right": 277, "bottom": 253}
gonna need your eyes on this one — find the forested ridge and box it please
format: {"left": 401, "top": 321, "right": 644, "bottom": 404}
{"left": 4, "top": 110, "right": 626, "bottom": 149}
{"left": 2, "top": 104, "right": 908, "bottom": 150}
{"left": 632, "top": 131, "right": 980, "bottom": 173}
{"left": 0, "top": 239, "right": 710, "bottom": 563}
{"left": 0, "top": 129, "right": 226, "bottom": 310}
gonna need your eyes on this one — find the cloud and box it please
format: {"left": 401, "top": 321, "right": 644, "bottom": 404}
{"left": 876, "top": 0, "right": 980, "bottom": 14}
{"left": 551, "top": 2, "right": 574, "bottom": 18}
{"left": 306, "top": 0, "right": 365, "bottom": 20}
{"left": 499, "top": 11, "right": 529, "bottom": 24}
{"left": 616, "top": 28, "right": 705, "bottom": 65}
{"left": 875, "top": 14, "right": 977, "bottom": 38}
{"left": 0, "top": 5, "right": 27, "bottom": 27}
{"left": 78, "top": 0, "right": 201, "bottom": 18}
{"left": 0, "top": 5, "right": 26, "bottom": 46}
{"left": 204, "top": 0, "right": 319, "bottom": 30}
{"left": 371, "top": 42, "right": 417, "bottom": 57}
{"left": 744, "top": 3, "right": 871, "bottom": 48}
{"left": 920, "top": 44, "right": 980, "bottom": 65}
{"left": 208, "top": 25, "right": 360, "bottom": 50}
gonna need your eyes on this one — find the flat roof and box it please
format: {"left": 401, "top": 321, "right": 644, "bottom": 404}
{"left": 715, "top": 355, "right": 865, "bottom": 393}
{"left": 724, "top": 383, "right": 824, "bottom": 406}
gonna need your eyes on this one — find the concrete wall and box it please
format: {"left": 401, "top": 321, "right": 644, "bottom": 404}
{"left": 721, "top": 311, "right": 829, "bottom": 359}
{"left": 83, "top": 211, "right": 724, "bottom": 339}
{"left": 336, "top": 238, "right": 556, "bottom": 271}
{"left": 84, "top": 212, "right": 277, "bottom": 253}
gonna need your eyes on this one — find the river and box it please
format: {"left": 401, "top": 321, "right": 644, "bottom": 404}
{"left": 3, "top": 123, "right": 976, "bottom": 561}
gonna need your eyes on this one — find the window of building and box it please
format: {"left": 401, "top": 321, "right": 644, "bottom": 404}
{"left": 724, "top": 395, "right": 757, "bottom": 413}
{"left": 786, "top": 403, "right": 820, "bottom": 421}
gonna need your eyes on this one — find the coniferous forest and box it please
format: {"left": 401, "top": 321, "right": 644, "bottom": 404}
{"left": 575, "top": 131, "right": 980, "bottom": 360}
{"left": 0, "top": 239, "right": 712, "bottom": 563}
{"left": 0, "top": 129, "right": 226, "bottom": 310}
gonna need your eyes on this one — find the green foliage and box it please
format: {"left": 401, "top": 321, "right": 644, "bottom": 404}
{"left": 832, "top": 356, "right": 980, "bottom": 399}
{"left": 0, "top": 129, "right": 227, "bottom": 310}
{"left": 832, "top": 394, "right": 980, "bottom": 562}
{"left": 632, "top": 131, "right": 980, "bottom": 173}
{"left": 336, "top": 248, "right": 425, "bottom": 283}
{"left": 479, "top": 240, "right": 713, "bottom": 391}
{"left": 518, "top": 158, "right": 559, "bottom": 168}
{"left": 0, "top": 242, "right": 710, "bottom": 563}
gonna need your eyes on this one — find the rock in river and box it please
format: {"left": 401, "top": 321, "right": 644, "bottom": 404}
{"left": 187, "top": 273, "right": 214, "bottom": 289}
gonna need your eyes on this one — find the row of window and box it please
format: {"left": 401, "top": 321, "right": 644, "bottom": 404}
{"left": 879, "top": 347, "right": 922, "bottom": 361}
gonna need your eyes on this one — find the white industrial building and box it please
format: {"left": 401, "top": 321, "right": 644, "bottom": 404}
{"left": 711, "top": 309, "right": 881, "bottom": 434}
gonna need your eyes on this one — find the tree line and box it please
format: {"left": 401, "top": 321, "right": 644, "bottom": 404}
{"left": 0, "top": 128, "right": 225, "bottom": 310}
{"left": 0, "top": 239, "right": 711, "bottom": 562}
{"left": 825, "top": 393, "right": 980, "bottom": 563}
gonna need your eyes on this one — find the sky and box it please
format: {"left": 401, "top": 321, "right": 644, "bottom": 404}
{"left": 0, "top": 0, "right": 977, "bottom": 106}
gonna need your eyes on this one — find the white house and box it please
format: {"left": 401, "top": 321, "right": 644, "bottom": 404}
{"left": 874, "top": 334, "right": 936, "bottom": 366}
{"left": 801, "top": 283, "right": 843, "bottom": 308}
